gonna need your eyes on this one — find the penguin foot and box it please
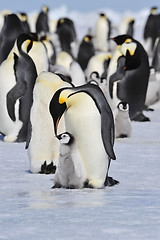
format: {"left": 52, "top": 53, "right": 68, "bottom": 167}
{"left": 131, "top": 112, "right": 150, "bottom": 122}
{"left": 117, "top": 134, "right": 128, "bottom": 138}
{"left": 83, "top": 180, "right": 94, "bottom": 188}
{"left": 144, "top": 105, "right": 154, "bottom": 111}
{"left": 39, "top": 161, "right": 56, "bottom": 174}
{"left": 52, "top": 183, "right": 61, "bottom": 189}
{"left": 104, "top": 176, "right": 119, "bottom": 187}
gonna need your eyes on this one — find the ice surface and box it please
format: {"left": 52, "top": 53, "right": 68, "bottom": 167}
{"left": 0, "top": 103, "right": 159, "bottom": 240}
{"left": 0, "top": 6, "right": 160, "bottom": 240}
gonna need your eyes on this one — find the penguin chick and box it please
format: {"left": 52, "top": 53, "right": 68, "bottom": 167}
{"left": 114, "top": 102, "right": 132, "bottom": 138}
{"left": 53, "top": 132, "right": 87, "bottom": 189}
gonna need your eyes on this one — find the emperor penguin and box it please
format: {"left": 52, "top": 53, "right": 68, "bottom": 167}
{"left": 118, "top": 16, "right": 135, "bottom": 37}
{"left": 28, "top": 33, "right": 49, "bottom": 75}
{"left": 0, "top": 13, "right": 24, "bottom": 64}
{"left": 143, "top": 6, "right": 160, "bottom": 56}
{"left": 56, "top": 17, "right": 77, "bottom": 56}
{"left": 94, "top": 13, "right": 111, "bottom": 52}
{"left": 26, "top": 72, "right": 73, "bottom": 174}
{"left": 109, "top": 35, "right": 150, "bottom": 122}
{"left": 85, "top": 52, "right": 111, "bottom": 81}
{"left": 17, "top": 12, "right": 30, "bottom": 33}
{"left": 77, "top": 34, "right": 95, "bottom": 71}
{"left": 49, "top": 83, "right": 117, "bottom": 188}
{"left": 36, "top": 5, "right": 49, "bottom": 36}
{"left": 114, "top": 102, "right": 132, "bottom": 138}
{"left": 152, "top": 37, "right": 160, "bottom": 81}
{"left": 0, "top": 9, "right": 12, "bottom": 32}
{"left": 40, "top": 35, "right": 56, "bottom": 65}
{"left": 0, "top": 34, "right": 37, "bottom": 142}
{"left": 53, "top": 132, "right": 87, "bottom": 189}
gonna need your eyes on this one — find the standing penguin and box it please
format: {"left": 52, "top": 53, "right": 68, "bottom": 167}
{"left": 118, "top": 16, "right": 135, "bottom": 37}
{"left": 26, "top": 72, "right": 72, "bottom": 174}
{"left": 94, "top": 13, "right": 111, "bottom": 52}
{"left": 36, "top": 5, "right": 49, "bottom": 36}
{"left": 114, "top": 102, "right": 132, "bottom": 138}
{"left": 6, "top": 34, "right": 37, "bottom": 142}
{"left": 50, "top": 83, "right": 117, "bottom": 188}
{"left": 109, "top": 35, "right": 150, "bottom": 121}
{"left": 0, "top": 13, "right": 24, "bottom": 64}
{"left": 17, "top": 12, "right": 30, "bottom": 33}
{"left": 56, "top": 17, "right": 77, "bottom": 56}
{"left": 53, "top": 132, "right": 87, "bottom": 189}
{"left": 143, "top": 6, "right": 160, "bottom": 56}
{"left": 77, "top": 34, "right": 95, "bottom": 71}
{"left": 0, "top": 34, "right": 37, "bottom": 142}
{"left": 152, "top": 37, "right": 160, "bottom": 81}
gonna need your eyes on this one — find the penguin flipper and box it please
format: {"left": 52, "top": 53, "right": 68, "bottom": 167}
{"left": 109, "top": 56, "right": 126, "bottom": 98}
{"left": 25, "top": 120, "right": 32, "bottom": 149}
{"left": 7, "top": 80, "right": 27, "bottom": 121}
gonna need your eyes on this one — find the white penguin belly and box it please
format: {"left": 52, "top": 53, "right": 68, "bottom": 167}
{"left": 65, "top": 94, "right": 108, "bottom": 188}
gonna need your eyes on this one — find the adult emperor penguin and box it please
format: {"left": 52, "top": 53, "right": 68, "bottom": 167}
{"left": 109, "top": 34, "right": 150, "bottom": 121}
{"left": 28, "top": 33, "right": 49, "bottom": 75}
{"left": 114, "top": 102, "right": 132, "bottom": 138}
{"left": 40, "top": 35, "right": 56, "bottom": 65}
{"left": 0, "top": 13, "right": 24, "bottom": 64}
{"left": 77, "top": 34, "right": 95, "bottom": 71}
{"left": 53, "top": 132, "right": 87, "bottom": 189}
{"left": 56, "top": 17, "right": 77, "bottom": 56}
{"left": 17, "top": 12, "right": 30, "bottom": 33}
{"left": 36, "top": 5, "right": 49, "bottom": 36}
{"left": 118, "top": 16, "right": 135, "bottom": 37}
{"left": 49, "top": 83, "right": 117, "bottom": 188}
{"left": 0, "top": 34, "right": 37, "bottom": 142}
{"left": 85, "top": 52, "right": 111, "bottom": 81}
{"left": 26, "top": 72, "right": 72, "bottom": 174}
{"left": 94, "top": 13, "right": 111, "bottom": 52}
{"left": 152, "top": 37, "right": 160, "bottom": 81}
{"left": 143, "top": 6, "right": 160, "bottom": 56}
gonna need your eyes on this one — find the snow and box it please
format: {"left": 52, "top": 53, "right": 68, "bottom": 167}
{"left": 0, "top": 6, "right": 160, "bottom": 240}
{"left": 0, "top": 104, "right": 160, "bottom": 240}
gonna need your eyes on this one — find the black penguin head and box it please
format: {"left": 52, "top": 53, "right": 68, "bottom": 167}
{"left": 16, "top": 33, "right": 33, "bottom": 53}
{"left": 18, "top": 12, "right": 27, "bottom": 22}
{"left": 99, "top": 13, "right": 106, "bottom": 18}
{"left": 150, "top": 6, "right": 157, "bottom": 14}
{"left": 117, "top": 102, "right": 129, "bottom": 111}
{"left": 111, "top": 34, "right": 133, "bottom": 45}
{"left": 83, "top": 34, "right": 93, "bottom": 43}
{"left": 57, "top": 132, "right": 74, "bottom": 145}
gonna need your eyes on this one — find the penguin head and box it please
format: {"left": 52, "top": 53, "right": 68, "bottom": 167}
{"left": 83, "top": 34, "right": 94, "bottom": 44}
{"left": 17, "top": 12, "right": 27, "bottom": 22}
{"left": 57, "top": 132, "right": 74, "bottom": 145}
{"left": 99, "top": 13, "right": 107, "bottom": 19}
{"left": 117, "top": 101, "right": 129, "bottom": 111}
{"left": 111, "top": 34, "right": 133, "bottom": 45}
{"left": 42, "top": 5, "right": 49, "bottom": 13}
{"left": 150, "top": 6, "right": 157, "bottom": 15}
{"left": 17, "top": 33, "right": 33, "bottom": 53}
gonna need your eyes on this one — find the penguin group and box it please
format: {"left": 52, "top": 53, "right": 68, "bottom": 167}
{"left": 0, "top": 4, "right": 159, "bottom": 189}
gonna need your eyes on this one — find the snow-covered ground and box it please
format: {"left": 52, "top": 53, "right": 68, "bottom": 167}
{"left": 0, "top": 103, "right": 159, "bottom": 240}
{"left": 0, "top": 6, "right": 160, "bottom": 240}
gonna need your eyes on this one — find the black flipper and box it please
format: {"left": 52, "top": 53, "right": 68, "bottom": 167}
{"left": 109, "top": 56, "right": 126, "bottom": 98}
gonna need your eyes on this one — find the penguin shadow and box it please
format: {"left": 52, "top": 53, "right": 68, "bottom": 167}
{"left": 0, "top": 134, "right": 4, "bottom": 141}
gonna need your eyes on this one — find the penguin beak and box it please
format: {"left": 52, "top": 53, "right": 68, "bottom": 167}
{"left": 49, "top": 89, "right": 67, "bottom": 136}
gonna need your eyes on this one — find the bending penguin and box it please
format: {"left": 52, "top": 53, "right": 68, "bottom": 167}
{"left": 50, "top": 83, "right": 118, "bottom": 188}
{"left": 53, "top": 132, "right": 87, "bottom": 189}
